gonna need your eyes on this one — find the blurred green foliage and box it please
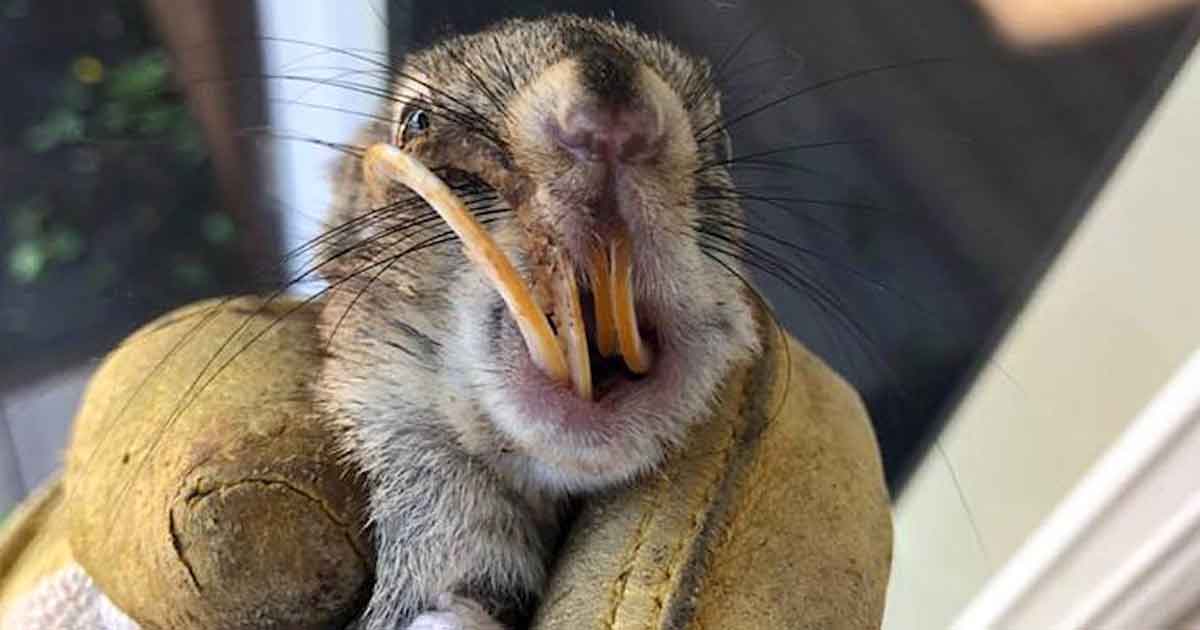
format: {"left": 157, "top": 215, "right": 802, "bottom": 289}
{"left": 6, "top": 47, "right": 219, "bottom": 286}
{"left": 6, "top": 197, "right": 85, "bottom": 284}
{"left": 0, "top": 0, "right": 258, "bottom": 361}
{"left": 23, "top": 52, "right": 203, "bottom": 157}
{"left": 2, "top": 0, "right": 28, "bottom": 20}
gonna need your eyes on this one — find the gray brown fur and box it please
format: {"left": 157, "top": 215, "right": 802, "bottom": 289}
{"left": 315, "top": 16, "right": 758, "bottom": 629}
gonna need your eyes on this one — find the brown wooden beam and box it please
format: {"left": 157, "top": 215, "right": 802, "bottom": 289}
{"left": 142, "top": 0, "right": 279, "bottom": 283}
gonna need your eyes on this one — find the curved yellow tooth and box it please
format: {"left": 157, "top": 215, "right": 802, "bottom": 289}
{"left": 609, "top": 237, "right": 653, "bottom": 374}
{"left": 588, "top": 246, "right": 618, "bottom": 358}
{"left": 555, "top": 257, "right": 592, "bottom": 400}
{"left": 364, "top": 144, "right": 568, "bottom": 383}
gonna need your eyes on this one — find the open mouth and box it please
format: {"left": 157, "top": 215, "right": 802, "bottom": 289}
{"left": 365, "top": 143, "right": 655, "bottom": 401}
{"left": 578, "top": 287, "right": 657, "bottom": 399}
{"left": 545, "top": 237, "right": 655, "bottom": 401}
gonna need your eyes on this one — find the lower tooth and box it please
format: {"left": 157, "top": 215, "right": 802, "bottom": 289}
{"left": 589, "top": 247, "right": 618, "bottom": 358}
{"left": 555, "top": 254, "right": 592, "bottom": 400}
{"left": 609, "top": 237, "right": 653, "bottom": 375}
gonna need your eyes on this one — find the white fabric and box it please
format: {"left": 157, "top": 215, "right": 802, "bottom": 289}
{"left": 1, "top": 566, "right": 506, "bottom": 629}
{"left": 404, "top": 594, "right": 503, "bottom": 630}
{"left": 1, "top": 564, "right": 138, "bottom": 630}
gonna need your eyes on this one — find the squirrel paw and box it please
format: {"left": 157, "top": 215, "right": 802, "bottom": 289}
{"left": 405, "top": 594, "right": 505, "bottom": 630}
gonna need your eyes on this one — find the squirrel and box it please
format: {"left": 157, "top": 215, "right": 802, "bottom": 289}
{"left": 315, "top": 15, "right": 759, "bottom": 630}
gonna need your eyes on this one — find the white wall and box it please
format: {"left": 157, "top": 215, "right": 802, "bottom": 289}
{"left": 885, "top": 40, "right": 1200, "bottom": 629}
{"left": 255, "top": 0, "right": 392, "bottom": 292}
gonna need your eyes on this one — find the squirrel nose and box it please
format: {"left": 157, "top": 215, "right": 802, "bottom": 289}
{"left": 553, "top": 102, "right": 664, "bottom": 164}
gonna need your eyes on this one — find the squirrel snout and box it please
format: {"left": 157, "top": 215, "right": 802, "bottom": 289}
{"left": 549, "top": 42, "right": 665, "bottom": 164}
{"left": 517, "top": 43, "right": 676, "bottom": 166}
{"left": 552, "top": 101, "right": 664, "bottom": 164}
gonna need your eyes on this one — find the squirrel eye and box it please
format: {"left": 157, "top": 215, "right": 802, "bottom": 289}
{"left": 400, "top": 108, "right": 430, "bottom": 144}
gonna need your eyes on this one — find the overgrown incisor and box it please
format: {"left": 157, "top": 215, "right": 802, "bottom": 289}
{"left": 363, "top": 143, "right": 570, "bottom": 386}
